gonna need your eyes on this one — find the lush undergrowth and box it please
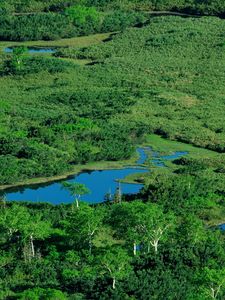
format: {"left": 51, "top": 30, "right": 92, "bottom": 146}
{"left": 68, "top": 16, "right": 225, "bottom": 152}
{"left": 1, "top": 0, "right": 225, "bottom": 42}
{"left": 1, "top": 171, "right": 225, "bottom": 299}
{"left": 1, "top": 5, "right": 225, "bottom": 299}
{"left": 2, "top": 0, "right": 225, "bottom": 15}
{"left": 0, "top": 7, "right": 147, "bottom": 41}
{"left": 1, "top": 16, "right": 225, "bottom": 185}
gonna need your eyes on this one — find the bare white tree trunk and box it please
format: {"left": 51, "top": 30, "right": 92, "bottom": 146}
{"left": 210, "top": 285, "right": 222, "bottom": 299}
{"left": 76, "top": 199, "right": 79, "bottom": 208}
{"left": 88, "top": 233, "right": 94, "bottom": 254}
{"left": 30, "top": 234, "right": 35, "bottom": 258}
{"left": 133, "top": 242, "right": 137, "bottom": 256}
{"left": 211, "top": 287, "right": 216, "bottom": 299}
{"left": 148, "top": 226, "right": 168, "bottom": 254}
{"left": 88, "top": 222, "right": 96, "bottom": 254}
{"left": 75, "top": 195, "right": 80, "bottom": 209}
{"left": 105, "top": 265, "right": 116, "bottom": 290}
{"left": 113, "top": 277, "right": 116, "bottom": 289}
{"left": 150, "top": 239, "right": 159, "bottom": 254}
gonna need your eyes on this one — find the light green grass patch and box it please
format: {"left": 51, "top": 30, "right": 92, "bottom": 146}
{"left": 146, "top": 134, "right": 218, "bottom": 159}
{"left": 0, "top": 32, "right": 112, "bottom": 53}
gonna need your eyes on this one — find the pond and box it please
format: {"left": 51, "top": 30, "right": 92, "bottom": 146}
{"left": 4, "top": 148, "right": 188, "bottom": 205}
{"left": 4, "top": 47, "right": 56, "bottom": 54}
{"left": 218, "top": 224, "right": 225, "bottom": 231}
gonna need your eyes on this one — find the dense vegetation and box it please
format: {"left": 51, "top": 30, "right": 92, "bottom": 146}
{"left": 0, "top": 8, "right": 147, "bottom": 41}
{"left": 0, "top": 0, "right": 225, "bottom": 41}
{"left": 67, "top": 16, "right": 225, "bottom": 152}
{"left": 1, "top": 16, "right": 225, "bottom": 185}
{"left": 1, "top": 0, "right": 225, "bottom": 15}
{"left": 1, "top": 172, "right": 225, "bottom": 299}
{"left": 1, "top": 1, "right": 225, "bottom": 299}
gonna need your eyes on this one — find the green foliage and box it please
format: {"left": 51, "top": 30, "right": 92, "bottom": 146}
{"left": 0, "top": 183, "right": 224, "bottom": 298}
{"left": 65, "top": 5, "right": 101, "bottom": 35}
{"left": 3, "top": 53, "right": 71, "bottom": 76}
{"left": 62, "top": 182, "right": 90, "bottom": 197}
{"left": 143, "top": 174, "right": 215, "bottom": 212}
{"left": 0, "top": 5, "right": 148, "bottom": 41}
{"left": 11, "top": 46, "right": 28, "bottom": 70}
{"left": 65, "top": 5, "right": 100, "bottom": 26}
{"left": 63, "top": 202, "right": 104, "bottom": 252}
{"left": 6, "top": 0, "right": 225, "bottom": 43}
{"left": 0, "top": 13, "right": 76, "bottom": 41}
{"left": 100, "top": 247, "right": 132, "bottom": 289}
{"left": 1, "top": 6, "right": 225, "bottom": 299}
{"left": 47, "top": 89, "right": 134, "bottom": 120}
{"left": 101, "top": 10, "right": 147, "bottom": 32}
{"left": 18, "top": 288, "right": 67, "bottom": 300}
{"left": 2, "top": 16, "right": 225, "bottom": 184}
{"left": 62, "top": 182, "right": 90, "bottom": 208}
{"left": 2, "top": 0, "right": 225, "bottom": 15}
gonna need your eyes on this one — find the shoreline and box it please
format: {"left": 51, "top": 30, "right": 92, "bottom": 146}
{"left": 1, "top": 134, "right": 219, "bottom": 192}
{"left": 0, "top": 155, "right": 142, "bottom": 192}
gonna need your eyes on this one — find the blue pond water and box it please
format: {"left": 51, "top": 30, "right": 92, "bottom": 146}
{"left": 5, "top": 168, "right": 146, "bottom": 205}
{"left": 137, "top": 147, "right": 188, "bottom": 168}
{"left": 218, "top": 224, "right": 225, "bottom": 231}
{"left": 152, "top": 151, "right": 188, "bottom": 167}
{"left": 136, "top": 147, "right": 151, "bottom": 164}
{"left": 4, "top": 47, "right": 55, "bottom": 54}
{"left": 5, "top": 148, "right": 188, "bottom": 205}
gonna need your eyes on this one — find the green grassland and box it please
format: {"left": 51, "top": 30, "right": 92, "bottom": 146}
{"left": 0, "top": 32, "right": 112, "bottom": 52}
{"left": 122, "top": 133, "right": 220, "bottom": 182}
{"left": 2, "top": 10, "right": 225, "bottom": 300}
{"left": 57, "top": 16, "right": 225, "bottom": 153}
{"left": 146, "top": 134, "right": 219, "bottom": 159}
{"left": 145, "top": 134, "right": 221, "bottom": 169}
{"left": 82, "top": 16, "right": 225, "bottom": 152}
{"left": 1, "top": 16, "right": 225, "bottom": 187}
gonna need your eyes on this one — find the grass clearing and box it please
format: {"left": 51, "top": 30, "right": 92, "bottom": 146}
{"left": 145, "top": 134, "right": 218, "bottom": 159}
{"left": 0, "top": 32, "right": 112, "bottom": 52}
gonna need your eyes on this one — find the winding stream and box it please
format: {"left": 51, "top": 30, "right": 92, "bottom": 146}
{"left": 5, "top": 148, "right": 188, "bottom": 204}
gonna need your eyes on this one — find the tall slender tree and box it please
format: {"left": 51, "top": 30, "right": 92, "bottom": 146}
{"left": 62, "top": 182, "right": 90, "bottom": 209}
{"left": 100, "top": 248, "right": 132, "bottom": 290}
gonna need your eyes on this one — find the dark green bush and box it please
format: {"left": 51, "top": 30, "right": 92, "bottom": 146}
{"left": 2, "top": 56, "right": 71, "bottom": 76}
{"left": 101, "top": 10, "right": 147, "bottom": 32}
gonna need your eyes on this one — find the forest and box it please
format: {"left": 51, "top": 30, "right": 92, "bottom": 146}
{"left": 1, "top": 0, "right": 225, "bottom": 299}
{"left": 0, "top": 0, "right": 225, "bottom": 41}
{"left": 1, "top": 172, "right": 225, "bottom": 299}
